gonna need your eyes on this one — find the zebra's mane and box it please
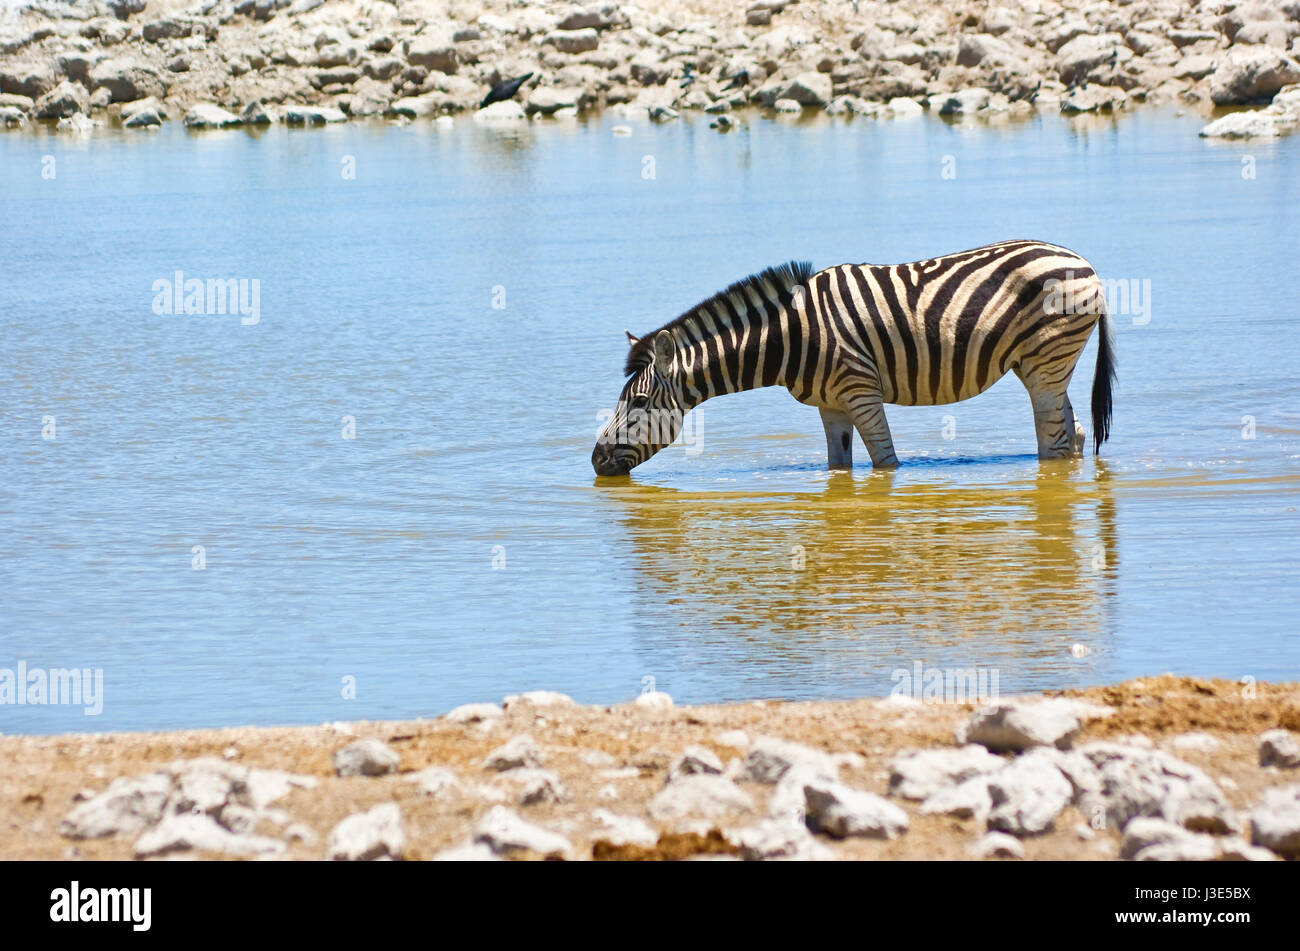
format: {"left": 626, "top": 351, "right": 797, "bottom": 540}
{"left": 624, "top": 260, "right": 815, "bottom": 377}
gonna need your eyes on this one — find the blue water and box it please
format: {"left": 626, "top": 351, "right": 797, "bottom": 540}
{"left": 2, "top": 108, "right": 1298, "bottom": 734}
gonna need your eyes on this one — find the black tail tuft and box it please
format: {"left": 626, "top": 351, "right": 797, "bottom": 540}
{"left": 1090, "top": 310, "right": 1116, "bottom": 455}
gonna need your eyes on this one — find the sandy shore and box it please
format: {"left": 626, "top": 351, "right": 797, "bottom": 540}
{"left": 4, "top": 675, "right": 1299, "bottom": 860}
{"left": 1, "top": 1, "right": 1299, "bottom": 138}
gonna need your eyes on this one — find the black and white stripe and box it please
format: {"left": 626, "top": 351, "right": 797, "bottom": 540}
{"left": 593, "top": 240, "right": 1115, "bottom": 475}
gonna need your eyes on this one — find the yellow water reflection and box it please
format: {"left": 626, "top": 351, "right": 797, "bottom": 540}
{"left": 601, "top": 462, "right": 1118, "bottom": 663}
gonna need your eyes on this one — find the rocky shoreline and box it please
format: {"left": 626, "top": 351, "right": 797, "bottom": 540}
{"left": 3, "top": 675, "right": 1299, "bottom": 861}
{"left": 2, "top": 0, "right": 1300, "bottom": 138}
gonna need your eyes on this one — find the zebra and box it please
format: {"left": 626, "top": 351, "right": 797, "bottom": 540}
{"left": 591, "top": 240, "right": 1115, "bottom": 475}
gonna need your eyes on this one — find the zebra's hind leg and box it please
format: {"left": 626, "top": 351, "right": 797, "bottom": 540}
{"left": 1018, "top": 373, "right": 1079, "bottom": 459}
{"left": 819, "top": 408, "right": 854, "bottom": 469}
{"left": 844, "top": 396, "right": 900, "bottom": 469}
{"left": 1067, "top": 396, "right": 1086, "bottom": 454}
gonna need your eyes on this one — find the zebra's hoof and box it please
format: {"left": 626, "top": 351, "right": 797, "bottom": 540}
{"left": 1071, "top": 421, "right": 1086, "bottom": 454}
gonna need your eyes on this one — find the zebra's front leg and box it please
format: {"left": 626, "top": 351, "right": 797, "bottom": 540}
{"left": 844, "top": 397, "right": 900, "bottom": 469}
{"left": 819, "top": 408, "right": 854, "bottom": 469}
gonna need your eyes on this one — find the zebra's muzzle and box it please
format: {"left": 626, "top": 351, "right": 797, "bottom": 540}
{"left": 592, "top": 445, "right": 633, "bottom": 476}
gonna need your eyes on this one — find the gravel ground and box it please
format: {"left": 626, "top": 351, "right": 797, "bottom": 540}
{"left": 3, "top": 675, "right": 1299, "bottom": 860}
{"left": 2, "top": 1, "right": 1300, "bottom": 138}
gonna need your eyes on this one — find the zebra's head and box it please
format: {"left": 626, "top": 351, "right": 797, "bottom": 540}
{"left": 592, "top": 329, "right": 685, "bottom": 476}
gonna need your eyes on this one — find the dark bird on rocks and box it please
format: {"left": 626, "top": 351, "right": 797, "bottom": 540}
{"left": 679, "top": 64, "right": 696, "bottom": 90}
{"left": 722, "top": 69, "right": 749, "bottom": 90}
{"left": 480, "top": 72, "right": 533, "bottom": 109}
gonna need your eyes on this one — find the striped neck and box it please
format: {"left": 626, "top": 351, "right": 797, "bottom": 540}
{"left": 673, "top": 284, "right": 807, "bottom": 409}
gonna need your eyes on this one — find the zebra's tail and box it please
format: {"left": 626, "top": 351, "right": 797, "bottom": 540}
{"left": 1090, "top": 307, "right": 1116, "bottom": 455}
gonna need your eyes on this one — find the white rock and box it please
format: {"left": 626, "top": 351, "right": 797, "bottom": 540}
{"left": 885, "top": 97, "right": 923, "bottom": 118}
{"left": 135, "top": 812, "right": 284, "bottom": 858}
{"left": 502, "top": 690, "right": 575, "bottom": 709}
{"left": 833, "top": 752, "right": 867, "bottom": 771}
{"left": 475, "top": 806, "right": 571, "bottom": 857}
{"left": 332, "top": 738, "right": 399, "bottom": 777}
{"left": 183, "top": 103, "right": 241, "bottom": 128}
{"left": 1259, "top": 729, "right": 1300, "bottom": 767}
{"left": 739, "top": 736, "right": 838, "bottom": 784}
{"left": 1056, "top": 33, "right": 1133, "bottom": 85}
{"left": 668, "top": 745, "right": 724, "bottom": 781}
{"left": 282, "top": 105, "right": 347, "bottom": 124}
{"left": 1060, "top": 84, "right": 1128, "bottom": 115}
{"left": 935, "top": 87, "right": 991, "bottom": 115}
{"left": 1249, "top": 784, "right": 1300, "bottom": 857}
{"left": 124, "top": 107, "right": 162, "bottom": 127}
{"left": 169, "top": 760, "right": 242, "bottom": 816}
{"left": 1118, "top": 817, "right": 1190, "bottom": 859}
{"left": 732, "top": 818, "right": 833, "bottom": 860}
{"left": 407, "top": 767, "right": 460, "bottom": 797}
{"left": 920, "top": 775, "right": 994, "bottom": 821}
{"left": 1209, "top": 47, "right": 1300, "bottom": 105}
{"left": 1214, "top": 838, "right": 1279, "bottom": 861}
{"left": 483, "top": 735, "right": 543, "bottom": 771}
{"left": 1021, "top": 747, "right": 1102, "bottom": 800}
{"left": 888, "top": 745, "right": 1003, "bottom": 800}
{"left": 59, "top": 773, "right": 172, "bottom": 838}
{"left": 284, "top": 823, "right": 317, "bottom": 845}
{"left": 1135, "top": 836, "right": 1223, "bottom": 861}
{"left": 432, "top": 840, "right": 502, "bottom": 861}
{"left": 1199, "top": 110, "right": 1285, "bottom": 138}
{"left": 591, "top": 810, "right": 657, "bottom": 847}
{"left": 772, "top": 97, "right": 802, "bottom": 113}
{"left": 649, "top": 775, "right": 753, "bottom": 821}
{"left": 716, "top": 730, "right": 749, "bottom": 748}
{"left": 444, "top": 702, "right": 503, "bottom": 724}
{"left": 56, "top": 113, "right": 95, "bottom": 134}
{"left": 768, "top": 766, "right": 822, "bottom": 825}
{"left": 474, "top": 100, "right": 527, "bottom": 122}
{"left": 778, "top": 71, "right": 832, "bottom": 106}
{"left": 241, "top": 101, "right": 271, "bottom": 125}
{"left": 964, "top": 699, "right": 1098, "bottom": 752}
{"left": 544, "top": 27, "right": 599, "bottom": 54}
{"left": 244, "top": 767, "right": 317, "bottom": 810}
{"left": 986, "top": 754, "right": 1074, "bottom": 836}
{"left": 516, "top": 769, "right": 570, "bottom": 805}
{"left": 972, "top": 831, "right": 1024, "bottom": 858}
{"left": 1078, "top": 742, "right": 1234, "bottom": 833}
{"left": 1121, "top": 817, "right": 1270, "bottom": 861}
{"left": 802, "top": 777, "right": 909, "bottom": 839}
{"left": 327, "top": 803, "right": 404, "bottom": 861}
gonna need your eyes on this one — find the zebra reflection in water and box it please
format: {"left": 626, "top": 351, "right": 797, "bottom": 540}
{"left": 597, "top": 462, "right": 1118, "bottom": 687}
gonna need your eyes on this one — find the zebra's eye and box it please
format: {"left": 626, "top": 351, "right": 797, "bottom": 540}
{"left": 630, "top": 395, "right": 649, "bottom": 410}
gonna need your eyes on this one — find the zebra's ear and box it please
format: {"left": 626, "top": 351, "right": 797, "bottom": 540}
{"left": 625, "top": 330, "right": 639, "bottom": 348}
{"left": 653, "top": 329, "right": 676, "bottom": 368}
